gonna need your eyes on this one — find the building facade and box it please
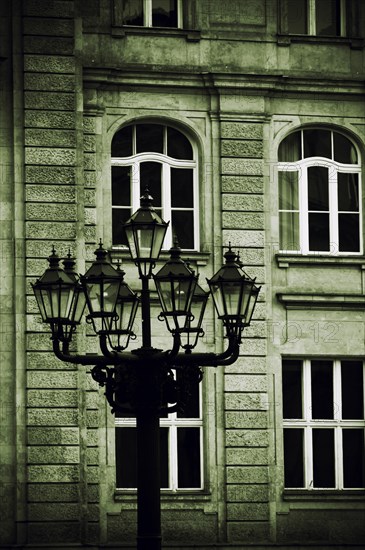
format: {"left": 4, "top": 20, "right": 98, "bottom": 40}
{"left": 1, "top": 0, "right": 365, "bottom": 547}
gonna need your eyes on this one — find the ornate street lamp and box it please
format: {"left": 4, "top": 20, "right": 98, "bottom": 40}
{"left": 32, "top": 193, "right": 260, "bottom": 550}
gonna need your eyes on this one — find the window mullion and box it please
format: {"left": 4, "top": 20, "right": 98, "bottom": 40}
{"left": 145, "top": 0, "right": 152, "bottom": 27}
{"left": 132, "top": 161, "right": 140, "bottom": 211}
{"left": 329, "top": 166, "right": 338, "bottom": 255}
{"left": 303, "top": 360, "right": 312, "bottom": 489}
{"left": 336, "top": 426, "right": 344, "bottom": 489}
{"left": 301, "top": 166, "right": 309, "bottom": 254}
{"left": 309, "top": 0, "right": 316, "bottom": 35}
{"left": 170, "top": 424, "right": 178, "bottom": 490}
{"left": 164, "top": 162, "right": 172, "bottom": 248}
{"left": 340, "top": 0, "right": 346, "bottom": 37}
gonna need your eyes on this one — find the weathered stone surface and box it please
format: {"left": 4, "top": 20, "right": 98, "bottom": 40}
{"left": 28, "top": 503, "right": 79, "bottom": 521}
{"left": 86, "top": 466, "right": 99, "bottom": 483}
{"left": 27, "top": 371, "right": 77, "bottom": 389}
{"left": 84, "top": 153, "right": 96, "bottom": 170}
{"left": 28, "top": 522, "right": 80, "bottom": 544}
{"left": 86, "top": 410, "right": 101, "bottom": 428}
{"left": 25, "top": 110, "right": 75, "bottom": 129}
{"left": 24, "top": 55, "right": 75, "bottom": 74}
{"left": 226, "top": 447, "right": 269, "bottom": 465}
{"left": 25, "top": 91, "right": 75, "bottom": 111}
{"left": 25, "top": 129, "right": 76, "bottom": 147}
{"left": 25, "top": 165, "right": 76, "bottom": 184}
{"left": 87, "top": 484, "right": 99, "bottom": 503}
{"left": 83, "top": 117, "right": 97, "bottom": 134}
{"left": 27, "top": 427, "right": 80, "bottom": 445}
{"left": 225, "top": 393, "right": 268, "bottom": 411}
{"left": 225, "top": 374, "right": 268, "bottom": 392}
{"left": 26, "top": 221, "right": 76, "bottom": 239}
{"left": 85, "top": 207, "right": 96, "bottom": 225}
{"left": 227, "top": 484, "right": 269, "bottom": 502}
{"left": 27, "top": 465, "right": 80, "bottom": 483}
{"left": 86, "top": 448, "right": 99, "bottom": 465}
{"left": 226, "top": 355, "right": 267, "bottom": 374}
{"left": 223, "top": 211, "right": 264, "bottom": 229}
{"left": 226, "top": 429, "right": 269, "bottom": 448}
{"left": 221, "top": 122, "right": 263, "bottom": 140}
{"left": 27, "top": 389, "right": 78, "bottom": 408}
{"left": 26, "top": 185, "right": 76, "bottom": 203}
{"left": 222, "top": 175, "right": 263, "bottom": 194}
{"left": 23, "top": 1, "right": 74, "bottom": 18}
{"left": 24, "top": 37, "right": 74, "bottom": 56}
{"left": 28, "top": 445, "right": 79, "bottom": 464}
{"left": 227, "top": 502, "right": 269, "bottom": 521}
{"left": 239, "top": 338, "right": 267, "bottom": 356}
{"left": 228, "top": 521, "right": 270, "bottom": 543}
{"left": 87, "top": 429, "right": 99, "bottom": 447}
{"left": 221, "top": 140, "right": 263, "bottom": 158}
{"left": 27, "top": 409, "right": 79, "bottom": 426}
{"left": 25, "top": 147, "right": 76, "bottom": 166}
{"left": 222, "top": 158, "right": 263, "bottom": 175}
{"left": 27, "top": 351, "right": 76, "bottom": 370}
{"left": 85, "top": 391, "right": 99, "bottom": 409}
{"left": 26, "top": 332, "right": 54, "bottom": 352}
{"left": 226, "top": 465, "right": 268, "bottom": 483}
{"left": 26, "top": 203, "right": 77, "bottom": 222}
{"left": 222, "top": 229, "right": 264, "bottom": 248}
{"left": 84, "top": 171, "right": 97, "bottom": 186}
{"left": 28, "top": 483, "right": 79, "bottom": 502}
{"left": 222, "top": 194, "right": 264, "bottom": 211}
{"left": 84, "top": 135, "right": 96, "bottom": 152}
{"left": 226, "top": 411, "right": 268, "bottom": 429}
{"left": 23, "top": 17, "right": 74, "bottom": 37}
{"left": 84, "top": 189, "right": 96, "bottom": 206}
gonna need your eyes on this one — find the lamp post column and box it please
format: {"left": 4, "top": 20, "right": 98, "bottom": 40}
{"left": 136, "top": 275, "right": 162, "bottom": 550}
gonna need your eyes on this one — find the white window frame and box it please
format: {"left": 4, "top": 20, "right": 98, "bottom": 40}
{"left": 122, "top": 0, "right": 183, "bottom": 28}
{"left": 283, "top": 358, "right": 365, "bottom": 491}
{"left": 111, "top": 124, "right": 199, "bottom": 251}
{"left": 286, "top": 0, "right": 347, "bottom": 36}
{"left": 278, "top": 130, "right": 362, "bottom": 256}
{"left": 115, "top": 383, "right": 204, "bottom": 491}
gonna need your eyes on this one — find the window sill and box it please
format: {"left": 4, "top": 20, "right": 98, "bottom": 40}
{"left": 115, "top": 490, "right": 212, "bottom": 503}
{"left": 277, "top": 33, "right": 364, "bottom": 49}
{"left": 276, "top": 253, "right": 365, "bottom": 269}
{"left": 283, "top": 489, "right": 365, "bottom": 501}
{"left": 277, "top": 292, "right": 365, "bottom": 310}
{"left": 111, "top": 248, "right": 210, "bottom": 267}
{"left": 111, "top": 25, "right": 201, "bottom": 42}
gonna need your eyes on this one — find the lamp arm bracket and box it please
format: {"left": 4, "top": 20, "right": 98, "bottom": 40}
{"left": 52, "top": 338, "right": 113, "bottom": 366}
{"left": 172, "top": 336, "right": 240, "bottom": 367}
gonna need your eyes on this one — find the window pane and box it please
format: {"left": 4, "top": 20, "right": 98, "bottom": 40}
{"left": 176, "top": 369, "right": 200, "bottom": 418}
{"left": 341, "top": 361, "right": 364, "bottom": 419}
{"left": 112, "top": 208, "right": 131, "bottom": 245}
{"left": 284, "top": 429, "right": 304, "bottom": 488}
{"left": 338, "top": 214, "right": 360, "bottom": 252}
{"left": 283, "top": 360, "right": 303, "bottom": 419}
{"left": 167, "top": 127, "right": 193, "bottom": 159}
{"left": 177, "top": 428, "right": 201, "bottom": 488}
{"left": 334, "top": 133, "right": 358, "bottom": 163}
{"left": 313, "top": 428, "right": 335, "bottom": 488}
{"left": 311, "top": 360, "right": 333, "bottom": 419}
{"left": 136, "top": 124, "right": 164, "bottom": 154}
{"left": 140, "top": 162, "right": 162, "bottom": 206}
{"left": 152, "top": 0, "right": 178, "bottom": 27}
{"left": 304, "top": 129, "right": 331, "bottom": 158}
{"left": 338, "top": 173, "right": 359, "bottom": 211}
{"left": 316, "top": 0, "right": 341, "bottom": 36}
{"left": 308, "top": 213, "right": 330, "bottom": 251}
{"left": 287, "top": 0, "right": 307, "bottom": 34}
{"left": 171, "top": 168, "right": 193, "bottom": 208}
{"left": 112, "top": 125, "right": 133, "bottom": 157}
{"left": 278, "top": 131, "right": 302, "bottom": 162}
{"left": 279, "top": 171, "right": 299, "bottom": 210}
{"left": 343, "top": 429, "right": 365, "bottom": 488}
{"left": 112, "top": 166, "right": 131, "bottom": 206}
{"left": 308, "top": 166, "right": 329, "bottom": 210}
{"left": 171, "top": 210, "right": 194, "bottom": 249}
{"left": 279, "top": 211, "right": 300, "bottom": 251}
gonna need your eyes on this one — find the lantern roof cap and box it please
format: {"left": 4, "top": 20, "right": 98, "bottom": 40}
{"left": 82, "top": 241, "right": 121, "bottom": 280}
{"left": 208, "top": 244, "right": 254, "bottom": 284}
{"left": 125, "top": 189, "right": 167, "bottom": 226}
{"left": 154, "top": 241, "right": 197, "bottom": 280}
{"left": 36, "top": 247, "right": 75, "bottom": 285}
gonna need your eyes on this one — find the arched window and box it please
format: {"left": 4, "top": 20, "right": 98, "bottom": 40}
{"left": 111, "top": 122, "right": 198, "bottom": 250}
{"left": 278, "top": 128, "right": 362, "bottom": 254}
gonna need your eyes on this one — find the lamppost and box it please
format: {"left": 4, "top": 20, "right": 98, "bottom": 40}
{"left": 32, "top": 191, "right": 260, "bottom": 550}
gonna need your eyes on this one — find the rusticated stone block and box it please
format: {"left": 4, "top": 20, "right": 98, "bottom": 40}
{"left": 27, "top": 408, "right": 79, "bottom": 426}
{"left": 24, "top": 1, "right": 74, "bottom": 18}
{"left": 26, "top": 185, "right": 76, "bottom": 203}
{"left": 27, "top": 427, "right": 80, "bottom": 445}
{"left": 27, "top": 351, "right": 76, "bottom": 370}
{"left": 27, "top": 389, "right": 78, "bottom": 408}
{"left": 222, "top": 175, "right": 263, "bottom": 194}
{"left": 84, "top": 171, "right": 97, "bottom": 186}
{"left": 226, "top": 411, "right": 268, "bottom": 429}
{"left": 86, "top": 410, "right": 101, "bottom": 428}
{"left": 226, "top": 465, "right": 268, "bottom": 484}
{"left": 225, "top": 393, "right": 268, "bottom": 411}
{"left": 28, "top": 445, "right": 79, "bottom": 464}
{"left": 25, "top": 147, "right": 76, "bottom": 166}
{"left": 223, "top": 211, "right": 264, "bottom": 230}
{"left": 84, "top": 135, "right": 96, "bottom": 152}
{"left": 221, "top": 140, "right": 263, "bottom": 158}
{"left": 26, "top": 203, "right": 77, "bottom": 222}
{"left": 23, "top": 18, "right": 74, "bottom": 37}
{"left": 86, "top": 504, "right": 100, "bottom": 522}
{"left": 24, "top": 36, "right": 74, "bottom": 56}
{"left": 87, "top": 484, "right": 99, "bottom": 503}
{"left": 226, "top": 355, "right": 266, "bottom": 374}
{"left": 27, "top": 371, "right": 77, "bottom": 389}
{"left": 222, "top": 229, "right": 264, "bottom": 247}
{"left": 84, "top": 153, "right": 96, "bottom": 170}
{"left": 222, "top": 193, "right": 263, "bottom": 211}
{"left": 240, "top": 338, "right": 267, "bottom": 356}
{"left": 226, "top": 429, "right": 269, "bottom": 447}
{"left": 85, "top": 189, "right": 96, "bottom": 207}
{"left": 85, "top": 391, "right": 99, "bottom": 409}
{"left": 227, "top": 502, "right": 269, "bottom": 521}
{"left": 228, "top": 521, "right": 270, "bottom": 543}
{"left": 227, "top": 484, "right": 269, "bottom": 502}
{"left": 222, "top": 158, "right": 263, "bottom": 175}
{"left": 28, "top": 483, "right": 79, "bottom": 502}
{"left": 87, "top": 429, "right": 99, "bottom": 447}
{"left": 25, "top": 129, "right": 76, "bottom": 148}
{"left": 28, "top": 522, "right": 80, "bottom": 544}
{"left": 24, "top": 55, "right": 75, "bottom": 74}
{"left": 221, "top": 122, "right": 263, "bottom": 140}
{"left": 25, "top": 110, "right": 75, "bottom": 129}
{"left": 25, "top": 165, "right": 76, "bottom": 184}
{"left": 29, "top": 503, "right": 79, "bottom": 522}
{"left": 86, "top": 448, "right": 99, "bottom": 466}
{"left": 25, "top": 91, "right": 75, "bottom": 111}
{"left": 226, "top": 447, "right": 269, "bottom": 465}
{"left": 85, "top": 207, "right": 96, "bottom": 225}
{"left": 83, "top": 117, "right": 96, "bottom": 134}
{"left": 85, "top": 224, "right": 97, "bottom": 243}
{"left": 27, "top": 465, "right": 80, "bottom": 483}
{"left": 86, "top": 466, "right": 99, "bottom": 483}
{"left": 225, "top": 374, "right": 267, "bottom": 392}
{"left": 26, "top": 221, "right": 76, "bottom": 239}
{"left": 26, "top": 332, "right": 54, "bottom": 352}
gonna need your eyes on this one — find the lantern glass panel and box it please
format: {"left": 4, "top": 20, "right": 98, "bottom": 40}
{"left": 157, "top": 281, "right": 173, "bottom": 312}
{"left": 72, "top": 286, "right": 87, "bottom": 324}
{"left": 223, "top": 282, "right": 242, "bottom": 317}
{"left": 210, "top": 283, "right": 225, "bottom": 318}
{"left": 34, "top": 287, "right": 47, "bottom": 321}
